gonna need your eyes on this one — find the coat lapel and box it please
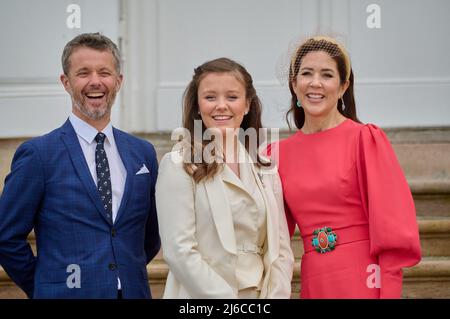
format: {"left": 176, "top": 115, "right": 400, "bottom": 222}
{"left": 203, "top": 172, "right": 237, "bottom": 255}
{"left": 250, "top": 162, "right": 281, "bottom": 298}
{"left": 249, "top": 158, "right": 279, "bottom": 265}
{"left": 60, "top": 120, "right": 112, "bottom": 225}
{"left": 112, "top": 128, "right": 133, "bottom": 225}
{"left": 202, "top": 143, "right": 281, "bottom": 261}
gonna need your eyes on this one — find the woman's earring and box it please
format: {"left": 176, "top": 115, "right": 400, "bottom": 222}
{"left": 340, "top": 98, "right": 345, "bottom": 111}
{"left": 296, "top": 100, "right": 302, "bottom": 108}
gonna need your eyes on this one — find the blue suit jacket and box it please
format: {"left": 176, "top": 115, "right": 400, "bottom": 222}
{"left": 0, "top": 120, "right": 160, "bottom": 298}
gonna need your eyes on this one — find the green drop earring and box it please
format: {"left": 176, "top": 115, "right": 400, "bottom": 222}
{"left": 296, "top": 100, "right": 302, "bottom": 108}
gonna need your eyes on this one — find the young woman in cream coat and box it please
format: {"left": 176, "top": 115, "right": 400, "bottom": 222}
{"left": 156, "top": 58, "right": 294, "bottom": 299}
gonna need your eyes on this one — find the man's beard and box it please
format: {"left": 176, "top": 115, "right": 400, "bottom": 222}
{"left": 72, "top": 91, "right": 116, "bottom": 120}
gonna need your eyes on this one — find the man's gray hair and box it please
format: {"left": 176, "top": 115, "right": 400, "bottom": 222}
{"left": 61, "top": 32, "right": 121, "bottom": 75}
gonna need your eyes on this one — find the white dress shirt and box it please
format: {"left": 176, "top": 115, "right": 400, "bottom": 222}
{"left": 69, "top": 113, "right": 127, "bottom": 290}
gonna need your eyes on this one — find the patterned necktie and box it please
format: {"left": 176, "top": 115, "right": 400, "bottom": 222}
{"left": 95, "top": 132, "right": 113, "bottom": 223}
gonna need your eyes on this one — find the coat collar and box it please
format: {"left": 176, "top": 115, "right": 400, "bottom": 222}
{"left": 60, "top": 119, "right": 113, "bottom": 225}
{"left": 59, "top": 120, "right": 134, "bottom": 226}
{"left": 248, "top": 152, "right": 279, "bottom": 266}
{"left": 203, "top": 172, "right": 237, "bottom": 254}
{"left": 203, "top": 142, "right": 280, "bottom": 261}
{"left": 68, "top": 113, "right": 114, "bottom": 145}
{"left": 112, "top": 127, "right": 133, "bottom": 225}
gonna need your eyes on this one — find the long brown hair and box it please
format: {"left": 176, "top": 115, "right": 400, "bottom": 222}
{"left": 286, "top": 36, "right": 361, "bottom": 129}
{"left": 182, "top": 57, "right": 269, "bottom": 183}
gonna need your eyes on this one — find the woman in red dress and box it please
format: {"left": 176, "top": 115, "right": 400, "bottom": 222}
{"left": 272, "top": 36, "right": 421, "bottom": 298}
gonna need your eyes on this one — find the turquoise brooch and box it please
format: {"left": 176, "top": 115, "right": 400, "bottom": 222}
{"left": 311, "top": 227, "right": 338, "bottom": 253}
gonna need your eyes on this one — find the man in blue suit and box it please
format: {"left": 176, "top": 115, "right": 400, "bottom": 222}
{"left": 0, "top": 33, "right": 160, "bottom": 299}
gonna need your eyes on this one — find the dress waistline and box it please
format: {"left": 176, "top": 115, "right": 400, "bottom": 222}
{"left": 237, "top": 242, "right": 264, "bottom": 255}
{"left": 303, "top": 224, "right": 369, "bottom": 254}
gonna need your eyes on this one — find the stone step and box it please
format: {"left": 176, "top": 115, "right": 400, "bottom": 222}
{"left": 2, "top": 127, "right": 450, "bottom": 194}
{"left": 5, "top": 257, "right": 447, "bottom": 299}
{"left": 148, "top": 136, "right": 450, "bottom": 217}
{"left": 2, "top": 236, "right": 449, "bottom": 299}
{"left": 410, "top": 180, "right": 450, "bottom": 217}
{"left": 402, "top": 257, "right": 450, "bottom": 299}
{"left": 19, "top": 218, "right": 450, "bottom": 258}
{"left": 417, "top": 217, "right": 450, "bottom": 257}
{"left": 143, "top": 256, "right": 450, "bottom": 299}
{"left": 145, "top": 131, "right": 450, "bottom": 182}
{"left": 3, "top": 179, "right": 448, "bottom": 217}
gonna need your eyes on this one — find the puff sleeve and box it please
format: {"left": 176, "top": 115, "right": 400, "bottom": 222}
{"left": 356, "top": 124, "right": 422, "bottom": 298}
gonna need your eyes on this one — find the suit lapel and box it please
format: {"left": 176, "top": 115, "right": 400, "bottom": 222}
{"left": 60, "top": 120, "right": 112, "bottom": 225}
{"left": 113, "top": 128, "right": 134, "bottom": 225}
{"left": 203, "top": 173, "right": 237, "bottom": 255}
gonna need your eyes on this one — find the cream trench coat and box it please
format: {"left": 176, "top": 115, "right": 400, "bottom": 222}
{"left": 155, "top": 146, "right": 294, "bottom": 299}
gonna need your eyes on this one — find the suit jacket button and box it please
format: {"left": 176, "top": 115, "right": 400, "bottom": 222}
{"left": 109, "top": 263, "right": 117, "bottom": 271}
{"left": 111, "top": 228, "right": 116, "bottom": 237}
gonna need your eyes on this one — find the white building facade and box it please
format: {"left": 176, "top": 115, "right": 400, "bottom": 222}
{"left": 1, "top": 0, "right": 449, "bottom": 138}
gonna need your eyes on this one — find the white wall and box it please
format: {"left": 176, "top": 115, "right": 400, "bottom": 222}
{"left": 122, "top": 0, "right": 450, "bottom": 132}
{"left": 350, "top": 0, "right": 450, "bottom": 127}
{"left": 155, "top": 0, "right": 304, "bottom": 131}
{"left": 1, "top": 0, "right": 449, "bottom": 138}
{"left": 0, "top": 0, "right": 120, "bottom": 138}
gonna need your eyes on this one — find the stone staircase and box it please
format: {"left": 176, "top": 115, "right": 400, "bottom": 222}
{"left": 0, "top": 127, "right": 449, "bottom": 298}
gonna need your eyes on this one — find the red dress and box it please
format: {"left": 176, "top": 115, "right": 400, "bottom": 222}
{"left": 273, "top": 119, "right": 421, "bottom": 298}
